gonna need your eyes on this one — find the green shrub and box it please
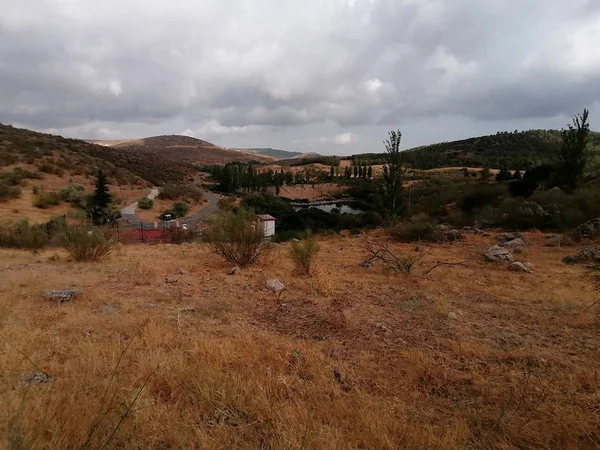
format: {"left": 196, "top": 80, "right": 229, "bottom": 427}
{"left": 0, "top": 181, "right": 21, "bottom": 202}
{"left": 58, "top": 184, "right": 85, "bottom": 204}
{"left": 163, "top": 227, "right": 199, "bottom": 244}
{"left": 60, "top": 227, "right": 114, "bottom": 262}
{"left": 289, "top": 230, "right": 321, "bottom": 275}
{"left": 33, "top": 191, "right": 61, "bottom": 209}
{"left": 38, "top": 163, "right": 56, "bottom": 174}
{"left": 0, "top": 219, "right": 49, "bottom": 250}
{"left": 458, "top": 184, "right": 506, "bottom": 213}
{"left": 205, "top": 208, "right": 269, "bottom": 267}
{"left": 173, "top": 201, "right": 189, "bottom": 218}
{"left": 137, "top": 196, "right": 154, "bottom": 210}
{"left": 218, "top": 197, "right": 236, "bottom": 212}
{"left": 388, "top": 216, "right": 445, "bottom": 243}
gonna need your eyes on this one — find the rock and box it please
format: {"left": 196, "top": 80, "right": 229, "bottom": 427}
{"left": 228, "top": 266, "right": 239, "bottom": 275}
{"left": 98, "top": 305, "right": 118, "bottom": 314}
{"left": 291, "top": 238, "right": 300, "bottom": 242}
{"left": 574, "top": 218, "right": 600, "bottom": 240}
{"left": 24, "top": 371, "right": 53, "bottom": 384}
{"left": 501, "top": 238, "right": 525, "bottom": 249}
{"left": 509, "top": 262, "right": 532, "bottom": 273}
{"left": 462, "top": 226, "right": 484, "bottom": 235}
{"left": 165, "top": 277, "right": 178, "bottom": 284}
{"left": 497, "top": 232, "right": 522, "bottom": 243}
{"left": 447, "top": 312, "right": 460, "bottom": 320}
{"left": 437, "top": 225, "right": 464, "bottom": 242}
{"left": 266, "top": 279, "right": 285, "bottom": 295}
{"left": 43, "top": 289, "right": 80, "bottom": 303}
{"left": 550, "top": 186, "right": 562, "bottom": 192}
{"left": 484, "top": 246, "right": 514, "bottom": 263}
{"left": 375, "top": 322, "right": 391, "bottom": 333}
{"left": 563, "top": 247, "right": 600, "bottom": 265}
{"left": 178, "top": 268, "right": 189, "bottom": 275}
{"left": 360, "top": 260, "right": 372, "bottom": 268}
{"left": 545, "top": 234, "right": 574, "bottom": 247}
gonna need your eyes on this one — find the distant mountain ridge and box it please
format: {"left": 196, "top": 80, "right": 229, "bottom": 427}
{"left": 235, "top": 148, "right": 303, "bottom": 159}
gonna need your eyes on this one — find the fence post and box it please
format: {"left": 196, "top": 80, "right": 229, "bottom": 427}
{"left": 116, "top": 222, "right": 120, "bottom": 242}
{"left": 140, "top": 223, "right": 144, "bottom": 242}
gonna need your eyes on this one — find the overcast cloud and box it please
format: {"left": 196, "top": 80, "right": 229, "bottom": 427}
{"left": 1, "top": 0, "right": 600, "bottom": 154}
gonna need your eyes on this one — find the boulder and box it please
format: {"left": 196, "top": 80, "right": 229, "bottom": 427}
{"left": 497, "top": 232, "right": 522, "bottom": 243}
{"left": 266, "top": 279, "right": 285, "bottom": 295}
{"left": 509, "top": 262, "right": 532, "bottom": 273}
{"left": 563, "top": 247, "right": 600, "bottom": 265}
{"left": 43, "top": 289, "right": 80, "bottom": 303}
{"left": 484, "top": 246, "right": 514, "bottom": 263}
{"left": 574, "top": 218, "right": 600, "bottom": 240}
{"left": 545, "top": 234, "right": 574, "bottom": 247}
{"left": 501, "top": 238, "right": 525, "bottom": 249}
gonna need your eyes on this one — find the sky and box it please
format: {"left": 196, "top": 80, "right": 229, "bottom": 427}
{"left": 1, "top": 0, "right": 600, "bottom": 155}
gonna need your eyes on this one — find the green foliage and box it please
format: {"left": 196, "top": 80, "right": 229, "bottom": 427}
{"left": 218, "top": 197, "right": 237, "bottom": 212}
{"left": 378, "top": 130, "right": 407, "bottom": 218}
{"left": 0, "top": 181, "right": 21, "bottom": 202}
{"left": 0, "top": 219, "right": 49, "bottom": 250}
{"left": 559, "top": 108, "right": 590, "bottom": 189}
{"left": 89, "top": 170, "right": 120, "bottom": 225}
{"left": 205, "top": 208, "right": 269, "bottom": 267}
{"left": 60, "top": 227, "right": 114, "bottom": 262}
{"left": 137, "top": 196, "right": 154, "bottom": 210}
{"left": 495, "top": 168, "right": 512, "bottom": 182}
{"left": 289, "top": 230, "right": 321, "bottom": 275}
{"left": 458, "top": 184, "right": 506, "bottom": 213}
{"left": 33, "top": 191, "right": 61, "bottom": 209}
{"left": 58, "top": 183, "right": 86, "bottom": 205}
{"left": 172, "top": 201, "right": 189, "bottom": 217}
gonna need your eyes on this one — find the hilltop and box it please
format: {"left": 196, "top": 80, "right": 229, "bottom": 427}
{"left": 1, "top": 124, "right": 195, "bottom": 186}
{"left": 101, "top": 135, "right": 275, "bottom": 165}
{"left": 235, "top": 148, "right": 303, "bottom": 159}
{"left": 348, "top": 129, "right": 600, "bottom": 169}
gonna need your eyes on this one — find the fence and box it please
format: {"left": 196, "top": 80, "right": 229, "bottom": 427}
{"left": 108, "top": 220, "right": 206, "bottom": 244}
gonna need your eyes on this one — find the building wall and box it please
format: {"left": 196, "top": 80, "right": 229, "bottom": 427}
{"left": 263, "top": 220, "right": 275, "bottom": 237}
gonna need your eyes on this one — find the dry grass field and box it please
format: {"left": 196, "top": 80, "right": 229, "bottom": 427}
{"left": 0, "top": 232, "right": 599, "bottom": 449}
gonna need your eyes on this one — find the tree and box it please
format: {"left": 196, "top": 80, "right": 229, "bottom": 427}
{"left": 378, "top": 130, "right": 407, "bottom": 218}
{"left": 367, "top": 165, "right": 373, "bottom": 179}
{"left": 90, "top": 170, "right": 120, "bottom": 225}
{"left": 353, "top": 165, "right": 358, "bottom": 178}
{"left": 330, "top": 166, "right": 335, "bottom": 180}
{"left": 495, "top": 167, "right": 512, "bottom": 182}
{"left": 559, "top": 108, "right": 590, "bottom": 188}
{"left": 513, "top": 170, "right": 522, "bottom": 180}
{"left": 480, "top": 167, "right": 491, "bottom": 181}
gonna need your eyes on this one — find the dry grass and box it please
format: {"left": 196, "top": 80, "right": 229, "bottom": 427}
{"left": 0, "top": 232, "right": 599, "bottom": 449}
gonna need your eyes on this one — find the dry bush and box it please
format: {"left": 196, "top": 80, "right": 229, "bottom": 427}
{"left": 289, "top": 230, "right": 320, "bottom": 275}
{"left": 363, "top": 240, "right": 423, "bottom": 274}
{"left": 204, "top": 208, "right": 269, "bottom": 267}
{"left": 60, "top": 227, "right": 114, "bottom": 262}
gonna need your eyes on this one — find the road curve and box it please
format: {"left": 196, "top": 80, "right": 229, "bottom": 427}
{"left": 120, "top": 188, "right": 220, "bottom": 227}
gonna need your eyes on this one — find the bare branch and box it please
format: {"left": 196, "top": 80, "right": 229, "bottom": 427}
{"left": 422, "top": 261, "right": 469, "bottom": 276}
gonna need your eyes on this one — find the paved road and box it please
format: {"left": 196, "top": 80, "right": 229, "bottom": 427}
{"left": 120, "top": 188, "right": 220, "bottom": 227}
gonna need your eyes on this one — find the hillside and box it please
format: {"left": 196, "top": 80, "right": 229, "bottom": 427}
{"left": 1, "top": 124, "right": 195, "bottom": 186}
{"left": 348, "top": 129, "right": 600, "bottom": 169}
{"left": 107, "top": 135, "right": 275, "bottom": 165}
{"left": 236, "top": 148, "right": 303, "bottom": 159}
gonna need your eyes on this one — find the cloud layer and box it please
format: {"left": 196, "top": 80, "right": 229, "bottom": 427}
{"left": 1, "top": 0, "right": 600, "bottom": 153}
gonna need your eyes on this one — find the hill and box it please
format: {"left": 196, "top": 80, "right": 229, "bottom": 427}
{"left": 235, "top": 148, "right": 303, "bottom": 159}
{"left": 347, "top": 129, "right": 600, "bottom": 169}
{"left": 1, "top": 124, "right": 195, "bottom": 186}
{"left": 105, "top": 135, "right": 275, "bottom": 165}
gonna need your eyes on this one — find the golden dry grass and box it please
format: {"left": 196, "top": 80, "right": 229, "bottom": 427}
{"left": 0, "top": 233, "right": 599, "bottom": 449}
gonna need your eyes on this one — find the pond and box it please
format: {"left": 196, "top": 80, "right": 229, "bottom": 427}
{"left": 293, "top": 202, "right": 366, "bottom": 215}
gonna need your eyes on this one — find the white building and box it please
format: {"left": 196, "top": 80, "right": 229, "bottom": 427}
{"left": 257, "top": 214, "right": 276, "bottom": 238}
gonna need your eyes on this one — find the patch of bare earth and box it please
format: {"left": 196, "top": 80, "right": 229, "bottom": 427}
{"left": 0, "top": 232, "right": 598, "bottom": 449}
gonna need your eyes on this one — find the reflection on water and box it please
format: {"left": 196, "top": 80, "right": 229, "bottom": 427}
{"left": 293, "top": 202, "right": 364, "bottom": 215}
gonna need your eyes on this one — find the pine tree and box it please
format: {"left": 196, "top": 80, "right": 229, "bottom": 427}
{"left": 367, "top": 165, "right": 373, "bottom": 179}
{"left": 353, "top": 165, "right": 358, "bottom": 178}
{"left": 378, "top": 130, "right": 406, "bottom": 218}
{"left": 513, "top": 170, "right": 522, "bottom": 180}
{"left": 559, "top": 108, "right": 590, "bottom": 188}
{"left": 90, "top": 169, "right": 119, "bottom": 225}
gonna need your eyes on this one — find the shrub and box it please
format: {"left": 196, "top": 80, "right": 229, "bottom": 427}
{"left": 163, "top": 227, "right": 199, "bottom": 244}
{"left": 58, "top": 184, "right": 85, "bottom": 204}
{"left": 33, "top": 191, "right": 61, "bottom": 209}
{"left": 289, "top": 230, "right": 320, "bottom": 275}
{"left": 458, "top": 184, "right": 506, "bottom": 213}
{"left": 138, "top": 196, "right": 154, "bottom": 210}
{"left": 205, "top": 208, "right": 269, "bottom": 267}
{"left": 388, "top": 216, "right": 445, "bottom": 243}
{"left": 60, "top": 227, "right": 114, "bottom": 262}
{"left": 173, "top": 201, "right": 189, "bottom": 217}
{"left": 0, "top": 181, "right": 21, "bottom": 202}
{"left": 218, "top": 197, "right": 236, "bottom": 212}
{"left": 0, "top": 219, "right": 49, "bottom": 250}
{"left": 38, "top": 163, "right": 56, "bottom": 174}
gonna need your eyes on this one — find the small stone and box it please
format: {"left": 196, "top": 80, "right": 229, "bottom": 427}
{"left": 178, "top": 268, "right": 189, "bottom": 275}
{"left": 266, "top": 279, "right": 285, "bottom": 295}
{"left": 509, "top": 262, "right": 533, "bottom": 273}
{"left": 98, "top": 305, "right": 118, "bottom": 314}
{"left": 375, "top": 322, "right": 391, "bottom": 333}
{"left": 24, "top": 371, "right": 53, "bottom": 384}
{"left": 43, "top": 289, "right": 80, "bottom": 303}
{"left": 291, "top": 238, "right": 300, "bottom": 242}
{"left": 165, "top": 277, "right": 178, "bottom": 284}
{"left": 448, "top": 312, "right": 459, "bottom": 320}
{"left": 228, "top": 266, "right": 239, "bottom": 275}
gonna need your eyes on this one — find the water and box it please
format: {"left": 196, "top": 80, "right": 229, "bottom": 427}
{"left": 293, "top": 202, "right": 365, "bottom": 215}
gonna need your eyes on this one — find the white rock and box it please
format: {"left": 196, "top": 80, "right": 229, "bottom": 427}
{"left": 509, "top": 261, "right": 532, "bottom": 273}
{"left": 266, "top": 279, "right": 285, "bottom": 294}
{"left": 484, "top": 246, "right": 514, "bottom": 263}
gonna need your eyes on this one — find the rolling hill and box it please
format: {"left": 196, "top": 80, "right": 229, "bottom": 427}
{"left": 97, "top": 135, "right": 275, "bottom": 165}
{"left": 1, "top": 124, "right": 196, "bottom": 186}
{"left": 345, "top": 129, "right": 600, "bottom": 169}
{"left": 235, "top": 148, "right": 303, "bottom": 159}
